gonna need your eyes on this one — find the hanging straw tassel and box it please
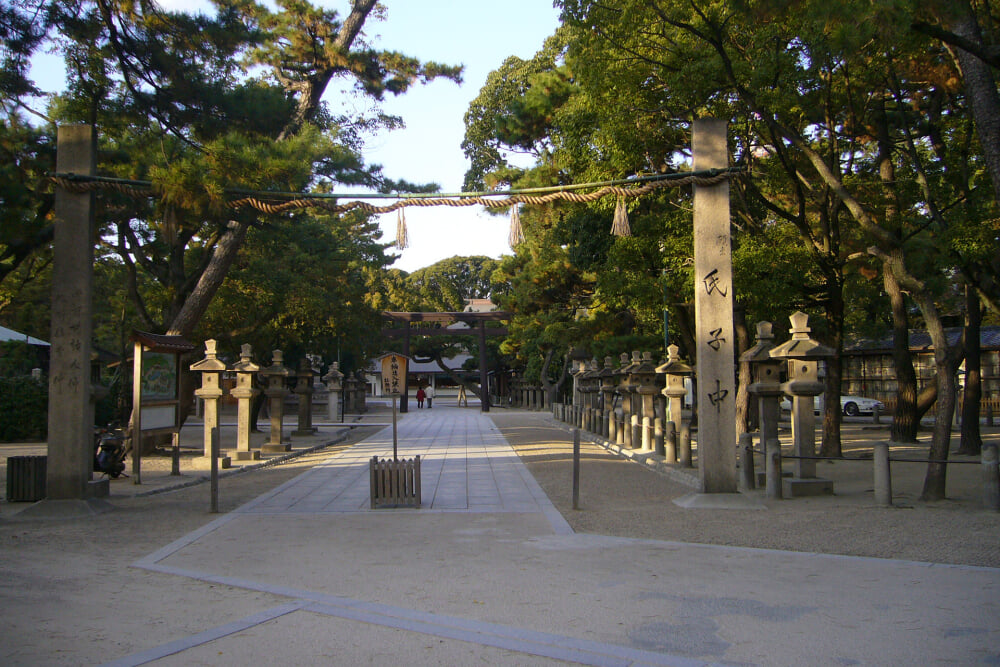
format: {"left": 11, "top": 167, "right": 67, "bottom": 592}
{"left": 395, "top": 208, "right": 409, "bottom": 249}
{"left": 508, "top": 204, "right": 525, "bottom": 246}
{"left": 611, "top": 195, "right": 631, "bottom": 237}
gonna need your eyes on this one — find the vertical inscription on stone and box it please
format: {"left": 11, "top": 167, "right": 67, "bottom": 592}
{"left": 47, "top": 124, "right": 97, "bottom": 499}
{"left": 692, "top": 119, "right": 738, "bottom": 493}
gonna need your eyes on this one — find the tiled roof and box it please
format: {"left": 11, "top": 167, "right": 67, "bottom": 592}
{"left": 844, "top": 326, "right": 1000, "bottom": 353}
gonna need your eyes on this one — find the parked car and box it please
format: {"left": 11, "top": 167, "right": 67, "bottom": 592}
{"left": 780, "top": 395, "right": 885, "bottom": 416}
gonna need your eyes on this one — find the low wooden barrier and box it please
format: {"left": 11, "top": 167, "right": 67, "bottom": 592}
{"left": 370, "top": 455, "right": 421, "bottom": 508}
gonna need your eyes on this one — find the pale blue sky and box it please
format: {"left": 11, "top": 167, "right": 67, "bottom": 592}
{"left": 30, "top": 1, "right": 563, "bottom": 272}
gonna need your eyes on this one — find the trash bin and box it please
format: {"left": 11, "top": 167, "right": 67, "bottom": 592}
{"left": 6, "top": 455, "right": 47, "bottom": 502}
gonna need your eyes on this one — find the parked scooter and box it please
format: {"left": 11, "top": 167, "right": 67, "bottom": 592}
{"left": 93, "top": 425, "right": 128, "bottom": 478}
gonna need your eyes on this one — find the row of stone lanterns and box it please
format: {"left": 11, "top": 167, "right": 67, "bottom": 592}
{"left": 554, "top": 347, "right": 695, "bottom": 468}
{"left": 189, "top": 340, "right": 362, "bottom": 465}
{"left": 552, "top": 311, "right": 836, "bottom": 499}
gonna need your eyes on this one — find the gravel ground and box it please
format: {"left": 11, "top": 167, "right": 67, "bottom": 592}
{"left": 490, "top": 411, "right": 1000, "bottom": 569}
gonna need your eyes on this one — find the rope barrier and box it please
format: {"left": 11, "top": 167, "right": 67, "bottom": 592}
{"left": 48, "top": 169, "right": 738, "bottom": 215}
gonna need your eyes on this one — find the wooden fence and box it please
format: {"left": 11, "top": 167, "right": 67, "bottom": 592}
{"left": 369, "top": 455, "right": 421, "bottom": 508}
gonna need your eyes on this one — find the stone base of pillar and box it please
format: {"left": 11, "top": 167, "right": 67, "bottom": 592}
{"left": 782, "top": 477, "right": 833, "bottom": 497}
{"left": 757, "top": 470, "right": 791, "bottom": 487}
{"left": 231, "top": 450, "right": 261, "bottom": 461}
{"left": 292, "top": 427, "right": 318, "bottom": 436}
{"left": 261, "top": 443, "right": 291, "bottom": 453}
{"left": 199, "top": 455, "right": 233, "bottom": 468}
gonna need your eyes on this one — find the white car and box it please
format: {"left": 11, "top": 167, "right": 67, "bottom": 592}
{"left": 780, "top": 395, "right": 885, "bottom": 417}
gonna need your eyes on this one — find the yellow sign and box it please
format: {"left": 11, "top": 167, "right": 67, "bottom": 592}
{"left": 380, "top": 354, "right": 407, "bottom": 395}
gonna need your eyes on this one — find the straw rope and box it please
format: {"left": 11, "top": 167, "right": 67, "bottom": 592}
{"left": 48, "top": 170, "right": 733, "bottom": 216}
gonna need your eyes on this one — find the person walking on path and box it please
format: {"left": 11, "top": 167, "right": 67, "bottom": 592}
{"left": 457, "top": 384, "right": 467, "bottom": 407}
{"left": 416, "top": 387, "right": 425, "bottom": 408}
{"left": 425, "top": 385, "right": 434, "bottom": 408}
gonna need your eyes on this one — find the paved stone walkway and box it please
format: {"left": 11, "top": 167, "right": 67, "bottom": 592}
{"left": 65, "top": 407, "right": 1000, "bottom": 666}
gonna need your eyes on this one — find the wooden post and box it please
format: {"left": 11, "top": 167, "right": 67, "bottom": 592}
{"left": 572, "top": 428, "right": 581, "bottom": 510}
{"left": 131, "top": 340, "right": 144, "bottom": 484}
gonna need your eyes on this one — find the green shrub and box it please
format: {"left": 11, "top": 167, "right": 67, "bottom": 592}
{"left": 0, "top": 376, "right": 48, "bottom": 441}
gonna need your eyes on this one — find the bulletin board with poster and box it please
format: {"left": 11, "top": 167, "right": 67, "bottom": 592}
{"left": 129, "top": 331, "right": 195, "bottom": 482}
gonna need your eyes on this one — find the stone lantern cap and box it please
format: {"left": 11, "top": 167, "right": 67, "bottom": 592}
{"left": 322, "top": 361, "right": 344, "bottom": 383}
{"left": 598, "top": 357, "right": 618, "bottom": 380}
{"left": 190, "top": 339, "right": 228, "bottom": 372}
{"left": 630, "top": 351, "right": 660, "bottom": 393}
{"left": 655, "top": 344, "right": 693, "bottom": 376}
{"left": 629, "top": 351, "right": 658, "bottom": 377}
{"left": 769, "top": 311, "right": 835, "bottom": 361}
{"left": 232, "top": 343, "right": 260, "bottom": 374}
{"left": 582, "top": 359, "right": 602, "bottom": 382}
{"left": 262, "top": 349, "right": 292, "bottom": 377}
{"left": 740, "top": 321, "right": 779, "bottom": 363}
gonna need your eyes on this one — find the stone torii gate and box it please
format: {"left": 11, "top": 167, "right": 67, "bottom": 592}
{"left": 382, "top": 311, "right": 510, "bottom": 413}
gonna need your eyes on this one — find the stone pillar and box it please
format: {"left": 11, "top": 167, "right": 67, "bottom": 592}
{"left": 231, "top": 343, "right": 260, "bottom": 461}
{"left": 770, "top": 312, "right": 835, "bottom": 497}
{"left": 261, "top": 350, "right": 291, "bottom": 453}
{"left": 191, "top": 340, "right": 229, "bottom": 462}
{"left": 323, "top": 362, "right": 343, "bottom": 422}
{"left": 293, "top": 359, "right": 317, "bottom": 436}
{"left": 692, "top": 118, "right": 738, "bottom": 494}
{"left": 47, "top": 124, "right": 102, "bottom": 501}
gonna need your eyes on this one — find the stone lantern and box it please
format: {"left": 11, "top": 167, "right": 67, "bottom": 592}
{"left": 598, "top": 357, "right": 618, "bottom": 439}
{"left": 740, "top": 322, "right": 782, "bottom": 492}
{"left": 342, "top": 373, "right": 358, "bottom": 414}
{"left": 570, "top": 356, "right": 589, "bottom": 426}
{"left": 615, "top": 352, "right": 635, "bottom": 447}
{"left": 230, "top": 343, "right": 260, "bottom": 461}
{"left": 769, "top": 311, "right": 835, "bottom": 496}
{"left": 630, "top": 352, "right": 660, "bottom": 451}
{"left": 190, "top": 339, "right": 229, "bottom": 463}
{"left": 323, "top": 362, "right": 344, "bottom": 422}
{"left": 293, "top": 358, "right": 317, "bottom": 436}
{"left": 261, "top": 349, "right": 292, "bottom": 453}
{"left": 581, "top": 359, "right": 601, "bottom": 432}
{"left": 656, "top": 344, "right": 693, "bottom": 462}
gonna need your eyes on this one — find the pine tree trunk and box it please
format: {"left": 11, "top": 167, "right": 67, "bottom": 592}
{"left": 884, "top": 259, "right": 920, "bottom": 443}
{"left": 958, "top": 285, "right": 983, "bottom": 454}
{"left": 734, "top": 306, "right": 754, "bottom": 434}
{"left": 819, "top": 287, "right": 845, "bottom": 458}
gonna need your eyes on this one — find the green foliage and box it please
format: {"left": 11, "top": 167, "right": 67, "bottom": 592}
{"left": 0, "top": 376, "right": 47, "bottom": 441}
{"left": 0, "top": 341, "right": 43, "bottom": 377}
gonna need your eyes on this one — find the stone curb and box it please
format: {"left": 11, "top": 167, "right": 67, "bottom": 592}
{"left": 132, "top": 427, "right": 360, "bottom": 498}
{"left": 543, "top": 414, "right": 702, "bottom": 490}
